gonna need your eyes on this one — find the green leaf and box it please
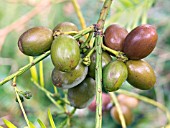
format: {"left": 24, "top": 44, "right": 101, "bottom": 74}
{"left": 29, "top": 121, "right": 36, "bottom": 128}
{"left": 119, "top": 0, "right": 134, "bottom": 7}
{"left": 48, "top": 109, "right": 56, "bottom": 128}
{"left": 3, "top": 119, "right": 17, "bottom": 128}
{"left": 0, "top": 126, "right": 4, "bottom": 128}
{"left": 37, "top": 119, "right": 47, "bottom": 128}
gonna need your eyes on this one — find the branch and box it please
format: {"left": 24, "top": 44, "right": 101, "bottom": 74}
{"left": 95, "top": 1, "right": 113, "bottom": 128}
{"left": 0, "top": 51, "right": 50, "bottom": 86}
{"left": 97, "top": 0, "right": 113, "bottom": 30}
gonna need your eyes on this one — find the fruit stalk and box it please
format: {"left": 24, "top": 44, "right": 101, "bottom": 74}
{"left": 73, "top": 25, "right": 94, "bottom": 39}
{"left": 95, "top": 0, "right": 113, "bottom": 128}
{"left": 109, "top": 92, "right": 127, "bottom": 128}
{"left": 101, "top": 43, "right": 128, "bottom": 61}
{"left": 117, "top": 89, "right": 170, "bottom": 123}
{"left": 0, "top": 27, "right": 94, "bottom": 86}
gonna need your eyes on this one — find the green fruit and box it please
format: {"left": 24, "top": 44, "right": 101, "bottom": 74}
{"left": 51, "top": 35, "right": 80, "bottom": 72}
{"left": 126, "top": 60, "right": 156, "bottom": 90}
{"left": 88, "top": 51, "right": 112, "bottom": 79}
{"left": 104, "top": 24, "right": 128, "bottom": 51}
{"left": 68, "top": 77, "right": 96, "bottom": 109}
{"left": 18, "top": 27, "right": 53, "bottom": 56}
{"left": 103, "top": 61, "right": 128, "bottom": 92}
{"left": 51, "top": 60, "right": 88, "bottom": 89}
{"left": 123, "top": 24, "right": 158, "bottom": 60}
{"left": 53, "top": 22, "right": 78, "bottom": 33}
{"left": 111, "top": 105, "right": 133, "bottom": 126}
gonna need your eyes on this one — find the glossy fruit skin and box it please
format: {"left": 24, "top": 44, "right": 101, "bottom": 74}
{"left": 51, "top": 60, "right": 88, "bottom": 89}
{"left": 51, "top": 35, "right": 80, "bottom": 72}
{"left": 88, "top": 51, "right": 112, "bottom": 79}
{"left": 104, "top": 24, "right": 128, "bottom": 51}
{"left": 53, "top": 22, "right": 78, "bottom": 33}
{"left": 117, "top": 94, "right": 139, "bottom": 109}
{"left": 123, "top": 24, "right": 158, "bottom": 60}
{"left": 18, "top": 27, "right": 53, "bottom": 56}
{"left": 103, "top": 61, "right": 128, "bottom": 92}
{"left": 126, "top": 60, "right": 156, "bottom": 90}
{"left": 88, "top": 93, "right": 111, "bottom": 112}
{"left": 111, "top": 105, "right": 133, "bottom": 126}
{"left": 68, "top": 77, "right": 96, "bottom": 109}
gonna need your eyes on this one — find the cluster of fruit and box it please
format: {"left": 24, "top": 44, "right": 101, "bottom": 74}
{"left": 88, "top": 93, "right": 139, "bottom": 126}
{"left": 17, "top": 21, "right": 158, "bottom": 109}
{"left": 103, "top": 24, "right": 158, "bottom": 91}
{"left": 18, "top": 22, "right": 95, "bottom": 109}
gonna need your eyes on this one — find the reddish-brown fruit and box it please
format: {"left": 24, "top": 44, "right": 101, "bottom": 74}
{"left": 123, "top": 24, "right": 158, "bottom": 60}
{"left": 126, "top": 60, "right": 156, "bottom": 90}
{"left": 117, "top": 94, "right": 139, "bottom": 109}
{"left": 88, "top": 93, "right": 111, "bottom": 112}
{"left": 104, "top": 24, "right": 128, "bottom": 51}
{"left": 110, "top": 105, "right": 133, "bottom": 126}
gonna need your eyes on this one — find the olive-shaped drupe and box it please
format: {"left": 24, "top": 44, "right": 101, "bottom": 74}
{"left": 53, "top": 22, "right": 78, "bottom": 33}
{"left": 51, "top": 35, "right": 80, "bottom": 72}
{"left": 123, "top": 24, "right": 158, "bottom": 60}
{"left": 88, "top": 93, "right": 111, "bottom": 112}
{"left": 111, "top": 105, "right": 133, "bottom": 126}
{"left": 104, "top": 24, "right": 128, "bottom": 51}
{"left": 126, "top": 60, "right": 156, "bottom": 90}
{"left": 88, "top": 51, "right": 112, "bottom": 79}
{"left": 68, "top": 77, "right": 96, "bottom": 109}
{"left": 117, "top": 94, "right": 139, "bottom": 109}
{"left": 51, "top": 60, "right": 88, "bottom": 89}
{"left": 18, "top": 27, "right": 53, "bottom": 56}
{"left": 103, "top": 61, "right": 128, "bottom": 92}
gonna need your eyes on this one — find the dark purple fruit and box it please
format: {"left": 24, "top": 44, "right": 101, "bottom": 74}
{"left": 51, "top": 60, "right": 88, "bottom": 89}
{"left": 53, "top": 22, "right": 78, "bottom": 33}
{"left": 123, "top": 24, "right": 158, "bottom": 60}
{"left": 103, "top": 61, "right": 128, "bottom": 92}
{"left": 104, "top": 24, "right": 128, "bottom": 51}
{"left": 88, "top": 51, "right": 112, "bottom": 79}
{"left": 51, "top": 35, "right": 80, "bottom": 72}
{"left": 126, "top": 60, "right": 156, "bottom": 90}
{"left": 68, "top": 77, "right": 96, "bottom": 109}
{"left": 18, "top": 27, "right": 53, "bottom": 56}
{"left": 111, "top": 105, "right": 133, "bottom": 126}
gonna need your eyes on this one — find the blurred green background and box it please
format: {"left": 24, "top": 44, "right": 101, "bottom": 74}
{"left": 0, "top": 0, "right": 170, "bottom": 127}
